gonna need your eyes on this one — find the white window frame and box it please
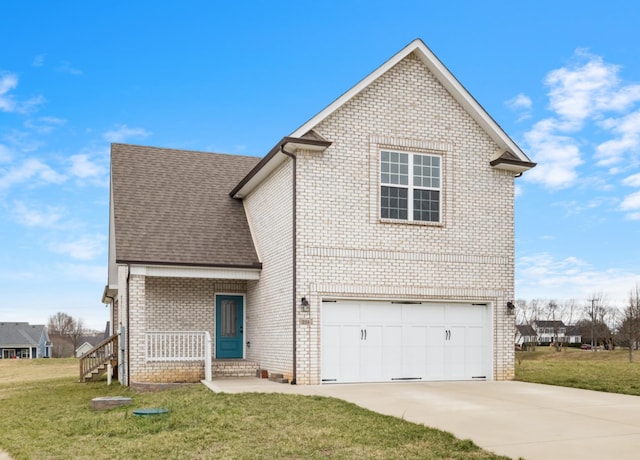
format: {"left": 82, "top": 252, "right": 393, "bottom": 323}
{"left": 379, "top": 149, "right": 442, "bottom": 223}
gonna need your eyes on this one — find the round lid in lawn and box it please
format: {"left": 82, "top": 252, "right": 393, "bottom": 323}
{"left": 133, "top": 408, "right": 169, "bottom": 416}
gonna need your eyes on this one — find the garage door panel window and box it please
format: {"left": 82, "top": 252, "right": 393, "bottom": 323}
{"left": 380, "top": 150, "right": 441, "bottom": 223}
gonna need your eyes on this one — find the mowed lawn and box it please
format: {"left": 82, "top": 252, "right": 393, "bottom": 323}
{"left": 0, "top": 359, "right": 505, "bottom": 460}
{"left": 516, "top": 346, "right": 640, "bottom": 395}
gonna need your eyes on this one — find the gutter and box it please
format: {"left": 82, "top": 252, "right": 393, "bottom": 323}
{"left": 279, "top": 136, "right": 332, "bottom": 385}
{"left": 233, "top": 134, "right": 331, "bottom": 385}
{"left": 279, "top": 143, "right": 298, "bottom": 385}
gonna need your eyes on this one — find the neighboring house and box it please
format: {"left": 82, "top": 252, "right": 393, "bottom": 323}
{"left": 531, "top": 320, "right": 582, "bottom": 344}
{"left": 75, "top": 341, "right": 94, "bottom": 357}
{"left": 0, "top": 322, "right": 51, "bottom": 359}
{"left": 75, "top": 332, "right": 106, "bottom": 357}
{"left": 565, "top": 325, "right": 582, "bottom": 344}
{"left": 515, "top": 325, "right": 537, "bottom": 346}
{"left": 102, "top": 39, "right": 535, "bottom": 386}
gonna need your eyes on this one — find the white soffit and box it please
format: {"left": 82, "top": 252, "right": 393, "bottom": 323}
{"left": 129, "top": 264, "right": 261, "bottom": 280}
{"left": 290, "top": 38, "right": 532, "bottom": 164}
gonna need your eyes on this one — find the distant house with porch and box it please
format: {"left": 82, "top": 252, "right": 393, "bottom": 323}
{"left": 530, "top": 320, "right": 581, "bottom": 344}
{"left": 0, "top": 322, "right": 51, "bottom": 359}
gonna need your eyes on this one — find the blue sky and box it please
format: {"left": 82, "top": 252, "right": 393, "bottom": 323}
{"left": 1, "top": 1, "right": 639, "bottom": 330}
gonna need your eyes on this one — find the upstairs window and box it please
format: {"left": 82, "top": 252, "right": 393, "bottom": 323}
{"left": 380, "top": 150, "right": 441, "bottom": 223}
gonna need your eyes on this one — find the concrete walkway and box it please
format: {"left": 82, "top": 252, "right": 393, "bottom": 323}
{"left": 203, "top": 378, "right": 640, "bottom": 460}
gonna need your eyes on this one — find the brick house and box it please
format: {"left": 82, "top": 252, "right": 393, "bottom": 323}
{"left": 101, "top": 39, "right": 534, "bottom": 386}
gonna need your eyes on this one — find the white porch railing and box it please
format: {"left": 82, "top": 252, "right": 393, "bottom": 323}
{"left": 145, "top": 331, "right": 212, "bottom": 380}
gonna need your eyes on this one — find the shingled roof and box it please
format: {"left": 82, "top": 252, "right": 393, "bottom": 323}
{"left": 111, "top": 144, "right": 261, "bottom": 268}
{"left": 0, "top": 322, "right": 46, "bottom": 347}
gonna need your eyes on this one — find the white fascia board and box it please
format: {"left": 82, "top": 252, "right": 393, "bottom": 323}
{"left": 128, "top": 264, "right": 261, "bottom": 280}
{"left": 290, "top": 38, "right": 531, "bottom": 163}
{"left": 233, "top": 151, "right": 288, "bottom": 199}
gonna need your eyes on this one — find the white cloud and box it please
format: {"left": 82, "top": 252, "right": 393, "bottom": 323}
{"left": 56, "top": 61, "right": 83, "bottom": 75}
{"left": 11, "top": 201, "right": 65, "bottom": 228}
{"left": 0, "top": 72, "right": 19, "bottom": 112}
{"left": 506, "top": 93, "right": 533, "bottom": 121}
{"left": 545, "top": 51, "right": 640, "bottom": 125}
{"left": 520, "top": 50, "right": 640, "bottom": 190}
{"left": 516, "top": 252, "right": 639, "bottom": 306}
{"left": 0, "top": 144, "right": 12, "bottom": 163}
{"left": 622, "top": 173, "right": 640, "bottom": 187}
{"left": 103, "top": 124, "right": 151, "bottom": 143}
{"left": 514, "top": 184, "right": 522, "bottom": 198}
{"left": 24, "top": 116, "right": 66, "bottom": 134}
{"left": 0, "top": 72, "right": 44, "bottom": 114}
{"left": 506, "top": 93, "right": 532, "bottom": 110}
{"left": 0, "top": 158, "right": 67, "bottom": 190}
{"left": 620, "top": 190, "right": 640, "bottom": 211}
{"left": 595, "top": 110, "right": 640, "bottom": 166}
{"left": 50, "top": 235, "right": 105, "bottom": 260}
{"left": 522, "top": 119, "right": 583, "bottom": 189}
{"left": 58, "top": 263, "right": 106, "bottom": 283}
{"left": 68, "top": 154, "right": 105, "bottom": 179}
{"left": 32, "top": 54, "right": 45, "bottom": 67}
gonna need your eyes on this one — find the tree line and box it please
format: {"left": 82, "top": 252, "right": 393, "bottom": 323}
{"left": 517, "top": 283, "right": 640, "bottom": 362}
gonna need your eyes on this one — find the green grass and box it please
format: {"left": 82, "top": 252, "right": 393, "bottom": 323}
{"left": 0, "top": 361, "right": 505, "bottom": 460}
{"left": 515, "top": 347, "right": 640, "bottom": 395}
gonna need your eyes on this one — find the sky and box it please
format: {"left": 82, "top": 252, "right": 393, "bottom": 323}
{"left": 1, "top": 1, "right": 639, "bottom": 330}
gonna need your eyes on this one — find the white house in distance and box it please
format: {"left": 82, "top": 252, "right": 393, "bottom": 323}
{"left": 531, "top": 320, "right": 582, "bottom": 344}
{"left": 101, "top": 39, "right": 535, "bottom": 387}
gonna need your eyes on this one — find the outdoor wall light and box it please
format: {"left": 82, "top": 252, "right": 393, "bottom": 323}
{"left": 301, "top": 297, "right": 310, "bottom": 312}
{"left": 506, "top": 301, "right": 515, "bottom": 315}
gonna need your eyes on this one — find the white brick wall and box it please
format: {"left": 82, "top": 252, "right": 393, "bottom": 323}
{"left": 242, "top": 161, "right": 295, "bottom": 380}
{"left": 126, "top": 276, "right": 246, "bottom": 384}
{"left": 290, "top": 52, "right": 516, "bottom": 383}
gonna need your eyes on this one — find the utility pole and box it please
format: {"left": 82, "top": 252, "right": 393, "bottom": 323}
{"left": 590, "top": 297, "right": 596, "bottom": 351}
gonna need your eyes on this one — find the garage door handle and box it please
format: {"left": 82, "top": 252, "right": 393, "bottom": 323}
{"left": 364, "top": 329, "right": 367, "bottom": 340}
{"left": 360, "top": 329, "right": 367, "bottom": 340}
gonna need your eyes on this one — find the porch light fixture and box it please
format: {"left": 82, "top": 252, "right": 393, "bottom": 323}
{"left": 506, "top": 301, "right": 515, "bottom": 315}
{"left": 300, "top": 297, "right": 310, "bottom": 312}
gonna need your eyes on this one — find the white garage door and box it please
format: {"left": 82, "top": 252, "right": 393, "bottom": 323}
{"left": 321, "top": 300, "right": 491, "bottom": 383}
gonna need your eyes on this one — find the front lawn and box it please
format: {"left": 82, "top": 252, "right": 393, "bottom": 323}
{"left": 0, "top": 360, "right": 505, "bottom": 459}
{"left": 515, "top": 346, "right": 640, "bottom": 395}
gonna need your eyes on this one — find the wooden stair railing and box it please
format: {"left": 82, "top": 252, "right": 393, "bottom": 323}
{"left": 79, "top": 334, "right": 118, "bottom": 382}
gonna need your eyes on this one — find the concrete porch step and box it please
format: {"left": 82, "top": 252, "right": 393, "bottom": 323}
{"left": 212, "top": 359, "right": 260, "bottom": 378}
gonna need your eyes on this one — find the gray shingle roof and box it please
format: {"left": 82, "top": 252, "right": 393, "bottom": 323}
{"left": 0, "top": 322, "right": 45, "bottom": 347}
{"left": 111, "top": 144, "right": 262, "bottom": 268}
{"left": 516, "top": 324, "right": 536, "bottom": 336}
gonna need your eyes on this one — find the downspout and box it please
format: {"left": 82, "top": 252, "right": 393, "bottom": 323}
{"left": 280, "top": 143, "right": 298, "bottom": 385}
{"left": 126, "top": 263, "right": 131, "bottom": 387}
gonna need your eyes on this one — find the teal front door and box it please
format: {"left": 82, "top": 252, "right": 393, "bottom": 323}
{"left": 216, "top": 295, "right": 244, "bottom": 359}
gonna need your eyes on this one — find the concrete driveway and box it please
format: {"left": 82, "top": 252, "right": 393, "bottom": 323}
{"left": 203, "top": 379, "right": 640, "bottom": 460}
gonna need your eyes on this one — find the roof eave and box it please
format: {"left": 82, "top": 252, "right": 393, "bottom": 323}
{"left": 490, "top": 158, "right": 537, "bottom": 173}
{"left": 116, "top": 259, "right": 263, "bottom": 270}
{"left": 230, "top": 136, "right": 332, "bottom": 199}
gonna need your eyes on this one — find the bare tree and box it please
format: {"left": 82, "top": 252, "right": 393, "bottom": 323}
{"left": 545, "top": 300, "right": 558, "bottom": 350}
{"left": 48, "top": 312, "right": 74, "bottom": 337}
{"left": 618, "top": 284, "right": 640, "bottom": 362}
{"left": 515, "top": 299, "right": 542, "bottom": 351}
{"left": 47, "top": 312, "right": 85, "bottom": 358}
